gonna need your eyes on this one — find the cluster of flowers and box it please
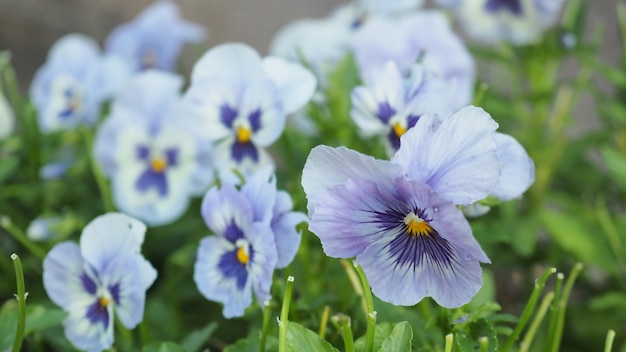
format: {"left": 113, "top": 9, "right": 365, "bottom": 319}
{"left": 20, "top": 0, "right": 562, "bottom": 350}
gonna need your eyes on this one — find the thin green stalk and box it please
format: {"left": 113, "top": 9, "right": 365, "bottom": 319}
{"left": 279, "top": 276, "right": 295, "bottom": 352}
{"left": 478, "top": 337, "right": 489, "bottom": 352}
{"left": 115, "top": 318, "right": 134, "bottom": 351}
{"left": 340, "top": 259, "right": 367, "bottom": 316}
{"left": 331, "top": 314, "right": 355, "bottom": 352}
{"left": 81, "top": 128, "right": 115, "bottom": 212}
{"left": 604, "top": 330, "right": 616, "bottom": 352}
{"left": 544, "top": 273, "right": 564, "bottom": 352}
{"left": 1, "top": 216, "right": 47, "bottom": 260}
{"left": 319, "top": 305, "right": 331, "bottom": 338}
{"left": 444, "top": 334, "right": 453, "bottom": 352}
{"left": 550, "top": 263, "right": 583, "bottom": 352}
{"left": 11, "top": 253, "right": 26, "bottom": 352}
{"left": 353, "top": 263, "right": 376, "bottom": 352}
{"left": 259, "top": 300, "right": 272, "bottom": 352}
{"left": 472, "top": 82, "right": 489, "bottom": 107}
{"left": 501, "top": 267, "right": 556, "bottom": 351}
{"left": 520, "top": 291, "right": 554, "bottom": 352}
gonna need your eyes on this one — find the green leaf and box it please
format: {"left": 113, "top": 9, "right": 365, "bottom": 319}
{"left": 589, "top": 292, "right": 626, "bottom": 310}
{"left": 141, "top": 341, "right": 185, "bottom": 352}
{"left": 601, "top": 147, "right": 626, "bottom": 190}
{"left": 180, "top": 322, "right": 217, "bottom": 352}
{"left": 378, "top": 321, "right": 413, "bottom": 352}
{"left": 0, "top": 156, "right": 18, "bottom": 184}
{"left": 285, "top": 321, "right": 339, "bottom": 352}
{"left": 355, "top": 322, "right": 394, "bottom": 351}
{"left": 540, "top": 208, "right": 616, "bottom": 273}
{"left": 0, "top": 301, "right": 67, "bottom": 351}
{"left": 0, "top": 301, "right": 18, "bottom": 351}
{"left": 224, "top": 334, "right": 278, "bottom": 352}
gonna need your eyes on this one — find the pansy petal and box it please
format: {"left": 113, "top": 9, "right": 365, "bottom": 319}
{"left": 248, "top": 222, "right": 278, "bottom": 306}
{"left": 302, "top": 145, "right": 404, "bottom": 214}
{"left": 272, "top": 191, "right": 306, "bottom": 268}
{"left": 191, "top": 43, "right": 264, "bottom": 84}
{"left": 490, "top": 132, "right": 535, "bottom": 201}
{"left": 80, "top": 213, "right": 147, "bottom": 275}
{"left": 261, "top": 57, "right": 317, "bottom": 114}
{"left": 113, "top": 70, "right": 183, "bottom": 120}
{"left": 241, "top": 167, "right": 277, "bottom": 224}
{"left": 43, "top": 242, "right": 93, "bottom": 309}
{"left": 393, "top": 107, "right": 500, "bottom": 205}
{"left": 63, "top": 299, "right": 114, "bottom": 352}
{"left": 201, "top": 183, "right": 254, "bottom": 237}
{"left": 100, "top": 255, "right": 147, "bottom": 328}
{"left": 194, "top": 236, "right": 253, "bottom": 318}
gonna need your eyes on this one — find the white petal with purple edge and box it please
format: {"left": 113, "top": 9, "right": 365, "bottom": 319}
{"left": 393, "top": 107, "right": 500, "bottom": 205}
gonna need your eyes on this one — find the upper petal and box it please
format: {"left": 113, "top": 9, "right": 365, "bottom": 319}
{"left": 393, "top": 106, "right": 500, "bottom": 205}
{"left": 191, "top": 43, "right": 264, "bottom": 84}
{"left": 201, "top": 182, "right": 254, "bottom": 237}
{"left": 301, "top": 145, "right": 404, "bottom": 214}
{"left": 241, "top": 167, "right": 277, "bottom": 224}
{"left": 261, "top": 57, "right": 317, "bottom": 114}
{"left": 80, "top": 213, "right": 148, "bottom": 276}
{"left": 490, "top": 132, "right": 535, "bottom": 201}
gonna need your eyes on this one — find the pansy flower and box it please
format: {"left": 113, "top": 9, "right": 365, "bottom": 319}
{"left": 105, "top": 0, "right": 206, "bottom": 72}
{"left": 94, "top": 70, "right": 213, "bottom": 226}
{"left": 351, "top": 10, "right": 475, "bottom": 109}
{"left": 351, "top": 61, "right": 454, "bottom": 153}
{"left": 194, "top": 168, "right": 305, "bottom": 317}
{"left": 437, "top": 0, "right": 565, "bottom": 45}
{"left": 30, "top": 34, "right": 130, "bottom": 132}
{"left": 302, "top": 106, "right": 533, "bottom": 307}
{"left": 184, "top": 43, "right": 316, "bottom": 183}
{"left": 43, "top": 213, "right": 157, "bottom": 351}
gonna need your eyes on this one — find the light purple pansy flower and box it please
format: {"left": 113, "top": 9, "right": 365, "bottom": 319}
{"left": 437, "top": 0, "right": 565, "bottom": 45}
{"left": 194, "top": 168, "right": 305, "bottom": 318}
{"left": 184, "top": 43, "right": 316, "bottom": 183}
{"left": 94, "top": 70, "right": 213, "bottom": 226}
{"left": 43, "top": 213, "right": 157, "bottom": 351}
{"left": 351, "top": 61, "right": 454, "bottom": 153}
{"left": 351, "top": 10, "right": 475, "bottom": 110}
{"left": 105, "top": 0, "right": 206, "bottom": 72}
{"left": 302, "top": 106, "right": 533, "bottom": 307}
{"left": 30, "top": 34, "right": 131, "bottom": 133}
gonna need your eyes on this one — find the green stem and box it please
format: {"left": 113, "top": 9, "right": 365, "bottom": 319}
{"left": 353, "top": 263, "right": 376, "bottom": 352}
{"left": 444, "top": 334, "right": 454, "bottom": 352}
{"left": 340, "top": 259, "right": 367, "bottom": 316}
{"left": 319, "top": 305, "right": 330, "bottom": 338}
{"left": 520, "top": 291, "right": 554, "bottom": 352}
{"left": 331, "top": 314, "right": 355, "bottom": 352}
{"left": 550, "top": 263, "right": 583, "bottom": 352}
{"left": 544, "top": 273, "right": 564, "bottom": 352}
{"left": 278, "top": 276, "right": 295, "bottom": 352}
{"left": 478, "top": 337, "right": 489, "bottom": 352}
{"left": 604, "top": 330, "right": 616, "bottom": 352}
{"left": 501, "top": 267, "right": 556, "bottom": 351}
{"left": 81, "top": 128, "right": 115, "bottom": 212}
{"left": 259, "top": 300, "right": 272, "bottom": 352}
{"left": 11, "top": 253, "right": 26, "bottom": 352}
{"left": 1, "top": 216, "right": 47, "bottom": 260}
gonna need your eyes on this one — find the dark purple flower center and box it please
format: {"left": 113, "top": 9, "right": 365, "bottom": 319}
{"left": 218, "top": 238, "right": 255, "bottom": 290}
{"left": 387, "top": 114, "right": 421, "bottom": 150}
{"left": 135, "top": 145, "right": 179, "bottom": 196}
{"left": 485, "top": 0, "right": 523, "bottom": 15}
{"left": 86, "top": 296, "right": 111, "bottom": 328}
{"left": 58, "top": 88, "right": 82, "bottom": 119}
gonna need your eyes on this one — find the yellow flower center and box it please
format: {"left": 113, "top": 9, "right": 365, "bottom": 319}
{"left": 99, "top": 296, "right": 111, "bottom": 308}
{"left": 151, "top": 158, "right": 167, "bottom": 173}
{"left": 236, "top": 246, "right": 250, "bottom": 264}
{"left": 237, "top": 127, "right": 252, "bottom": 143}
{"left": 68, "top": 96, "right": 82, "bottom": 112}
{"left": 393, "top": 122, "right": 407, "bottom": 138}
{"left": 403, "top": 212, "right": 433, "bottom": 237}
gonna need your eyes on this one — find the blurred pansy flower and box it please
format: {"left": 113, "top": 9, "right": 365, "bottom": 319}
{"left": 270, "top": 0, "right": 421, "bottom": 83}
{"left": 27, "top": 216, "right": 63, "bottom": 241}
{"left": 95, "top": 70, "right": 213, "bottom": 226}
{"left": 0, "top": 88, "right": 14, "bottom": 139}
{"left": 301, "top": 106, "right": 533, "bottom": 307}
{"left": 30, "top": 34, "right": 131, "bottom": 133}
{"left": 43, "top": 213, "right": 156, "bottom": 351}
{"left": 351, "top": 61, "right": 454, "bottom": 153}
{"left": 437, "top": 0, "right": 565, "bottom": 45}
{"left": 194, "top": 168, "right": 305, "bottom": 317}
{"left": 105, "top": 0, "right": 206, "bottom": 72}
{"left": 184, "top": 43, "right": 316, "bottom": 183}
{"left": 351, "top": 10, "right": 475, "bottom": 109}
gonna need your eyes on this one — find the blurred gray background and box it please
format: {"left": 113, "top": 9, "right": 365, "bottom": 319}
{"left": 0, "top": 0, "right": 621, "bottom": 131}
